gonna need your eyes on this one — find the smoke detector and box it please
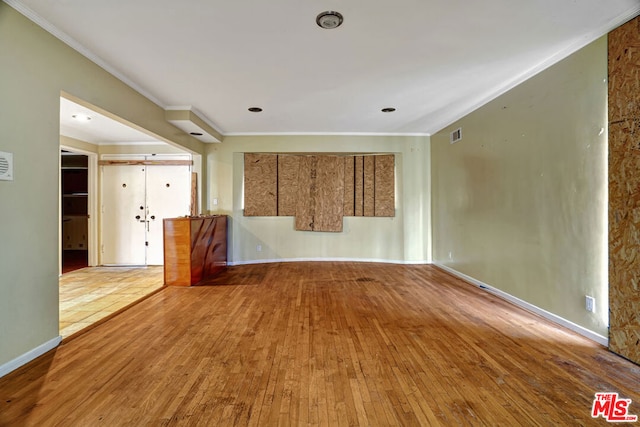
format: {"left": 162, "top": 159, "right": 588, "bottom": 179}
{"left": 316, "top": 11, "right": 343, "bottom": 29}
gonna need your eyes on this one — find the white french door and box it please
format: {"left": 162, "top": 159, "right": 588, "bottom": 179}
{"left": 101, "top": 155, "right": 191, "bottom": 266}
{"left": 145, "top": 164, "right": 192, "bottom": 264}
{"left": 102, "top": 161, "right": 147, "bottom": 265}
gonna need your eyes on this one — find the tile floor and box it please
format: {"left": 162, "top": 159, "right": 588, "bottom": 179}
{"left": 59, "top": 266, "right": 164, "bottom": 338}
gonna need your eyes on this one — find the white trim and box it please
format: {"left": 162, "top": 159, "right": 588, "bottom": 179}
{"left": 0, "top": 336, "right": 62, "bottom": 378}
{"left": 434, "top": 263, "right": 609, "bottom": 347}
{"left": 87, "top": 153, "right": 98, "bottom": 266}
{"left": 228, "top": 257, "right": 429, "bottom": 266}
{"left": 96, "top": 141, "right": 167, "bottom": 146}
{"left": 165, "top": 106, "right": 225, "bottom": 136}
{"left": 165, "top": 105, "right": 194, "bottom": 111}
{"left": 4, "top": 0, "right": 165, "bottom": 109}
{"left": 224, "top": 132, "right": 431, "bottom": 137}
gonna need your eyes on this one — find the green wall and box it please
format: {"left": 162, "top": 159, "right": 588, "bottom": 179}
{"left": 206, "top": 135, "right": 431, "bottom": 264}
{"left": 431, "top": 36, "right": 609, "bottom": 337}
{"left": 0, "top": 3, "right": 203, "bottom": 368}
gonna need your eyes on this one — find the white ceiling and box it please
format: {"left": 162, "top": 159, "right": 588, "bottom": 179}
{"left": 10, "top": 0, "right": 640, "bottom": 138}
{"left": 60, "top": 97, "right": 161, "bottom": 145}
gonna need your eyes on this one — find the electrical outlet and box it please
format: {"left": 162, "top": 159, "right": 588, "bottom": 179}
{"left": 585, "top": 296, "right": 595, "bottom": 313}
{"left": 256, "top": 244, "right": 262, "bottom": 252}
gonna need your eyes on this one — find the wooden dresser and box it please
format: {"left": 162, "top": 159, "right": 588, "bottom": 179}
{"left": 163, "top": 215, "right": 227, "bottom": 286}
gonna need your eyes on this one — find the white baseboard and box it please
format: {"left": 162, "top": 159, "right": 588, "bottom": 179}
{"left": 434, "top": 263, "right": 608, "bottom": 347}
{"left": 228, "top": 257, "right": 430, "bottom": 266}
{"left": 0, "top": 336, "right": 62, "bottom": 378}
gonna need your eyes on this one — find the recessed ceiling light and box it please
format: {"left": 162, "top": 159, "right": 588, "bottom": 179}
{"left": 248, "top": 107, "right": 263, "bottom": 113}
{"left": 316, "top": 11, "right": 343, "bottom": 29}
{"left": 71, "top": 113, "right": 92, "bottom": 121}
{"left": 381, "top": 107, "right": 396, "bottom": 113}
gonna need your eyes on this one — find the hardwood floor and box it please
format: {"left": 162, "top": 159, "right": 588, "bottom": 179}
{"left": 59, "top": 266, "right": 164, "bottom": 338}
{"left": 3, "top": 263, "right": 639, "bottom": 426}
{"left": 61, "top": 250, "right": 88, "bottom": 274}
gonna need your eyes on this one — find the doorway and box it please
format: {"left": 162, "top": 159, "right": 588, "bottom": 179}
{"left": 100, "top": 154, "right": 192, "bottom": 265}
{"left": 60, "top": 147, "right": 98, "bottom": 273}
{"left": 58, "top": 95, "right": 195, "bottom": 338}
{"left": 61, "top": 150, "right": 89, "bottom": 273}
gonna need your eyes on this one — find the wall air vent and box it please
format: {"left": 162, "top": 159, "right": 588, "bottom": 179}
{"left": 450, "top": 127, "right": 462, "bottom": 144}
{"left": 0, "top": 151, "right": 13, "bottom": 181}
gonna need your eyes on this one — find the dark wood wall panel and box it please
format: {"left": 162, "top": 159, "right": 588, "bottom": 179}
{"left": 608, "top": 16, "right": 640, "bottom": 365}
{"left": 374, "top": 155, "right": 395, "bottom": 217}
{"left": 354, "top": 156, "right": 364, "bottom": 216}
{"left": 343, "top": 156, "right": 355, "bottom": 216}
{"left": 244, "top": 153, "right": 277, "bottom": 216}
{"left": 278, "top": 155, "right": 300, "bottom": 216}
{"left": 363, "top": 156, "right": 375, "bottom": 217}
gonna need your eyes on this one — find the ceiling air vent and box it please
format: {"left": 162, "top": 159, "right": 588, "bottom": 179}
{"left": 0, "top": 151, "right": 14, "bottom": 181}
{"left": 450, "top": 127, "right": 462, "bottom": 144}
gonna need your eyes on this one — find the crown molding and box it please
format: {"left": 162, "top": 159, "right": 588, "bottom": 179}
{"left": 428, "top": 5, "right": 640, "bottom": 135}
{"left": 224, "top": 132, "right": 430, "bottom": 137}
{"left": 4, "top": 0, "right": 166, "bottom": 108}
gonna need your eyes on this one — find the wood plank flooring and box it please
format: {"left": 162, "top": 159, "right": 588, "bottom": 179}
{"left": 59, "top": 266, "right": 164, "bottom": 338}
{"left": 3, "top": 262, "right": 640, "bottom": 426}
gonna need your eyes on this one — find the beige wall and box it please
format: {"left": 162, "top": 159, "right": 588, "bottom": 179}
{"left": 0, "top": 3, "right": 203, "bottom": 367}
{"left": 60, "top": 136, "right": 99, "bottom": 154}
{"left": 206, "top": 135, "right": 431, "bottom": 264}
{"left": 431, "top": 36, "right": 609, "bottom": 336}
